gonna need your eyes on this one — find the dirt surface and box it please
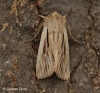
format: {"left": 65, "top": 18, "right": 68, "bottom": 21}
{"left": 0, "top": 0, "right": 100, "bottom": 93}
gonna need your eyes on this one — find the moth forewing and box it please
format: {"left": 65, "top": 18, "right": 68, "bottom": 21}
{"left": 36, "top": 12, "right": 70, "bottom": 80}
{"left": 36, "top": 25, "right": 54, "bottom": 79}
{"left": 56, "top": 20, "right": 70, "bottom": 80}
{"left": 36, "top": 24, "right": 54, "bottom": 79}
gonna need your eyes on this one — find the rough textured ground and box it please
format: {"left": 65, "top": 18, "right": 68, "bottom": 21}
{"left": 0, "top": 0, "right": 100, "bottom": 93}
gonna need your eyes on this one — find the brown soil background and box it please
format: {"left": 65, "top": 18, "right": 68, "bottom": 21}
{"left": 0, "top": 0, "right": 100, "bottom": 93}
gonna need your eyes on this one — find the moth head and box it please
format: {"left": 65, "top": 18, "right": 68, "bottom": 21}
{"left": 52, "top": 12, "right": 58, "bottom": 16}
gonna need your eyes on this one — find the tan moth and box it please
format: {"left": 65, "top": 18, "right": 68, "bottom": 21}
{"left": 36, "top": 12, "right": 78, "bottom": 80}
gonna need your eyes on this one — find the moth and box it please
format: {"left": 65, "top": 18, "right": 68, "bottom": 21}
{"left": 36, "top": 12, "right": 79, "bottom": 80}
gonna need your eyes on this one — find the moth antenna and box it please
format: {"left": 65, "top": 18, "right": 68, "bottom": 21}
{"left": 39, "top": 15, "right": 47, "bottom": 19}
{"left": 66, "top": 23, "right": 82, "bottom": 44}
{"left": 63, "top": 9, "right": 72, "bottom": 18}
{"left": 24, "top": 21, "right": 44, "bottom": 43}
{"left": 63, "top": 13, "right": 69, "bottom": 18}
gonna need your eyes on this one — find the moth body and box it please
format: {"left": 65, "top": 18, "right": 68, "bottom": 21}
{"left": 36, "top": 12, "right": 70, "bottom": 80}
